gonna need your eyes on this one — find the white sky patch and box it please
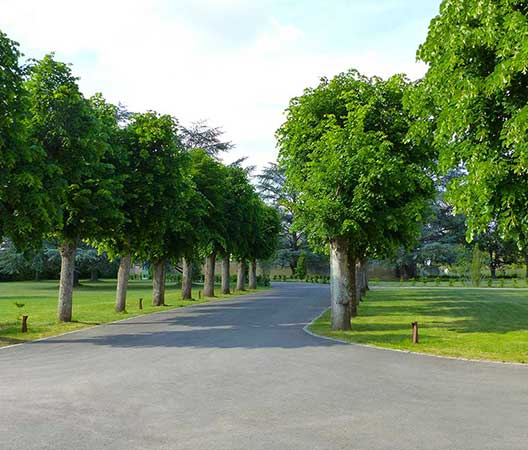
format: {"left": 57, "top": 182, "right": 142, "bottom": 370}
{"left": 1, "top": 0, "right": 433, "bottom": 170}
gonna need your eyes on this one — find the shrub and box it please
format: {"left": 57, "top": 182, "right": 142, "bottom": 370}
{"left": 296, "top": 252, "right": 307, "bottom": 279}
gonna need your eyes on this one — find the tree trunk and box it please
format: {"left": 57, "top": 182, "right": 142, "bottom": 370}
{"left": 357, "top": 258, "right": 368, "bottom": 301}
{"left": 249, "top": 258, "right": 257, "bottom": 289}
{"left": 181, "top": 257, "right": 193, "bottom": 300}
{"left": 349, "top": 255, "right": 358, "bottom": 318}
{"left": 329, "top": 237, "right": 352, "bottom": 331}
{"left": 58, "top": 240, "right": 77, "bottom": 322}
{"left": 115, "top": 254, "right": 132, "bottom": 312}
{"left": 204, "top": 252, "right": 216, "bottom": 297}
{"left": 90, "top": 269, "right": 98, "bottom": 282}
{"left": 152, "top": 259, "right": 166, "bottom": 306}
{"left": 236, "top": 259, "right": 246, "bottom": 291}
{"left": 221, "top": 254, "right": 230, "bottom": 294}
{"left": 73, "top": 269, "right": 80, "bottom": 287}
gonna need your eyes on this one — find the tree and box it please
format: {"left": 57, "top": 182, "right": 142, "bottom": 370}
{"left": 296, "top": 251, "right": 307, "bottom": 279}
{"left": 180, "top": 120, "right": 233, "bottom": 158}
{"left": 247, "top": 200, "right": 281, "bottom": 289}
{"left": 278, "top": 70, "right": 434, "bottom": 330}
{"left": 111, "top": 112, "right": 192, "bottom": 308}
{"left": 26, "top": 55, "right": 123, "bottom": 321}
{"left": 221, "top": 165, "right": 257, "bottom": 292}
{"left": 256, "top": 163, "right": 307, "bottom": 275}
{"left": 185, "top": 149, "right": 227, "bottom": 298}
{"left": 412, "top": 0, "right": 528, "bottom": 246}
{"left": 0, "top": 31, "right": 50, "bottom": 247}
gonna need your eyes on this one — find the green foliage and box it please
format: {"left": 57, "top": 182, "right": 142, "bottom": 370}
{"left": 296, "top": 251, "right": 308, "bottom": 279}
{"left": 107, "top": 111, "right": 193, "bottom": 262}
{"left": 277, "top": 70, "right": 434, "bottom": 258}
{"left": 187, "top": 149, "right": 228, "bottom": 257}
{"left": 25, "top": 55, "right": 123, "bottom": 246}
{"left": 413, "top": 0, "right": 528, "bottom": 243}
{"left": 256, "top": 162, "right": 308, "bottom": 274}
{"left": 222, "top": 165, "right": 259, "bottom": 260}
{"left": 0, "top": 31, "right": 50, "bottom": 246}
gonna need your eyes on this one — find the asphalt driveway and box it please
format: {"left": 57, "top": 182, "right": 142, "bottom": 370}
{"left": 0, "top": 283, "right": 526, "bottom": 450}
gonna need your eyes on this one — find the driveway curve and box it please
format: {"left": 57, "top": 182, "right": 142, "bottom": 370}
{"left": 0, "top": 282, "right": 526, "bottom": 450}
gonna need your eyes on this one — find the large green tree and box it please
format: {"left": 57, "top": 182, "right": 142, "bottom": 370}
{"left": 106, "top": 111, "right": 192, "bottom": 308}
{"left": 0, "top": 31, "right": 50, "bottom": 246}
{"left": 247, "top": 200, "right": 281, "bottom": 289}
{"left": 26, "top": 55, "right": 123, "bottom": 321}
{"left": 412, "top": 0, "right": 528, "bottom": 245}
{"left": 186, "top": 149, "right": 228, "bottom": 298}
{"left": 278, "top": 70, "right": 434, "bottom": 330}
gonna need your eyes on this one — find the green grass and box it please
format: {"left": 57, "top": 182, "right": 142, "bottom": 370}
{"left": 309, "top": 286, "right": 528, "bottom": 363}
{"left": 0, "top": 279, "right": 265, "bottom": 347}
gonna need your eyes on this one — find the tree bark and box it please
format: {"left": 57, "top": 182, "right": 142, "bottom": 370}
{"left": 349, "top": 255, "right": 358, "bottom": 318}
{"left": 249, "top": 258, "right": 257, "bottom": 289}
{"left": 329, "top": 237, "right": 352, "bottom": 330}
{"left": 73, "top": 269, "right": 80, "bottom": 287}
{"left": 204, "top": 252, "right": 216, "bottom": 297}
{"left": 357, "top": 258, "right": 368, "bottom": 301}
{"left": 181, "top": 257, "right": 193, "bottom": 300}
{"left": 221, "top": 254, "right": 230, "bottom": 294}
{"left": 58, "top": 240, "right": 77, "bottom": 322}
{"left": 152, "top": 259, "right": 166, "bottom": 306}
{"left": 115, "top": 254, "right": 132, "bottom": 312}
{"left": 236, "top": 259, "right": 247, "bottom": 291}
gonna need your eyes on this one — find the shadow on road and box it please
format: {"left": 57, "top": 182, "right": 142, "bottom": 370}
{"left": 27, "top": 284, "right": 344, "bottom": 350}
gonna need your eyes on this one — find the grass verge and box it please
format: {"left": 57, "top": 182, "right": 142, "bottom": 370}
{"left": 308, "top": 286, "right": 528, "bottom": 363}
{"left": 0, "top": 279, "right": 266, "bottom": 347}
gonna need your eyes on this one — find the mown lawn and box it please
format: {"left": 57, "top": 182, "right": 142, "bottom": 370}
{"left": 0, "top": 279, "right": 264, "bottom": 347}
{"left": 309, "top": 286, "right": 528, "bottom": 363}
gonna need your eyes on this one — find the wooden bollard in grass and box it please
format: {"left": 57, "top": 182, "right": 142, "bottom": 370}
{"left": 21, "top": 315, "right": 28, "bottom": 333}
{"left": 198, "top": 290, "right": 202, "bottom": 300}
{"left": 411, "top": 321, "right": 419, "bottom": 344}
{"left": 139, "top": 297, "right": 143, "bottom": 310}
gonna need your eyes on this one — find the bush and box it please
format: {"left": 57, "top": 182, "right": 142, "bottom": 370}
{"left": 296, "top": 252, "right": 307, "bottom": 279}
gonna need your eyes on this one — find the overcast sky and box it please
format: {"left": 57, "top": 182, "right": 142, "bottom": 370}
{"left": 1, "top": 0, "right": 442, "bottom": 171}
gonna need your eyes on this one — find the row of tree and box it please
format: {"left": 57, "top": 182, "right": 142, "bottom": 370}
{"left": 0, "top": 30, "right": 281, "bottom": 321}
{"left": 277, "top": 0, "right": 528, "bottom": 330}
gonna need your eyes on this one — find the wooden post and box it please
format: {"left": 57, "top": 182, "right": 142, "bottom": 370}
{"left": 198, "top": 290, "right": 201, "bottom": 299}
{"left": 21, "top": 315, "right": 28, "bottom": 333}
{"left": 139, "top": 297, "right": 143, "bottom": 310}
{"left": 411, "top": 321, "right": 419, "bottom": 344}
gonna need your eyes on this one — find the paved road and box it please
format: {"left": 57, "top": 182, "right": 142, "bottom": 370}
{"left": 1, "top": 283, "right": 527, "bottom": 450}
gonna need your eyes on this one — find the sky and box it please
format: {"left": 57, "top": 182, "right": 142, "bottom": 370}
{"left": 1, "top": 0, "right": 442, "bottom": 171}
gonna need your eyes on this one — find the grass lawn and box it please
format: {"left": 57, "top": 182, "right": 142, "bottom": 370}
{"left": 309, "top": 285, "right": 528, "bottom": 363}
{"left": 0, "top": 279, "right": 265, "bottom": 347}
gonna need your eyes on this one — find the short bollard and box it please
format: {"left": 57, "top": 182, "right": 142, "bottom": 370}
{"left": 21, "top": 315, "right": 28, "bottom": 333}
{"left": 198, "top": 290, "right": 202, "bottom": 300}
{"left": 139, "top": 297, "right": 143, "bottom": 310}
{"left": 411, "top": 321, "right": 419, "bottom": 344}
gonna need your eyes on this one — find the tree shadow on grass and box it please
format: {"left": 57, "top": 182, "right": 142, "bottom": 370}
{"left": 360, "top": 288, "right": 528, "bottom": 334}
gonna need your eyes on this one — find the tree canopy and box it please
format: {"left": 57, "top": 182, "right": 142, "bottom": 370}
{"left": 412, "top": 0, "right": 528, "bottom": 244}
{"left": 278, "top": 70, "right": 434, "bottom": 258}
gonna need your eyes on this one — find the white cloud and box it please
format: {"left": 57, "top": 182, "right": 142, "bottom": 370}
{"left": 1, "top": 0, "right": 428, "bottom": 170}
